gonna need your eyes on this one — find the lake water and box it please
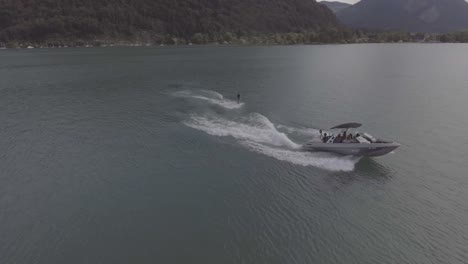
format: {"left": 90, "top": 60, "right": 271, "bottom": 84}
{"left": 0, "top": 44, "right": 467, "bottom": 264}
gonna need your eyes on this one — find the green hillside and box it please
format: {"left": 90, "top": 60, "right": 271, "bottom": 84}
{"left": 0, "top": 0, "right": 344, "bottom": 46}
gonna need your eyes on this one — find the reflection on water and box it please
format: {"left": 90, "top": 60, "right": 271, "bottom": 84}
{"left": 326, "top": 158, "right": 394, "bottom": 187}
{"left": 355, "top": 158, "right": 394, "bottom": 179}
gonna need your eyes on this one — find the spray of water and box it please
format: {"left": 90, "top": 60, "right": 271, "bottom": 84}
{"left": 185, "top": 113, "right": 300, "bottom": 149}
{"left": 277, "top": 125, "right": 322, "bottom": 137}
{"left": 173, "top": 90, "right": 244, "bottom": 109}
{"left": 177, "top": 89, "right": 361, "bottom": 171}
{"left": 242, "top": 141, "right": 360, "bottom": 172}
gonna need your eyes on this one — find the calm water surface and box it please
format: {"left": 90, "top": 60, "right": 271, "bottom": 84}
{"left": 0, "top": 44, "right": 467, "bottom": 264}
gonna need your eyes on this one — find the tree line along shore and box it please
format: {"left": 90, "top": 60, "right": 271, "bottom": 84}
{"left": 2, "top": 30, "right": 468, "bottom": 49}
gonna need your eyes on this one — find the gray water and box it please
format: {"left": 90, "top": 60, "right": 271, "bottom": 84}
{"left": 0, "top": 44, "right": 467, "bottom": 264}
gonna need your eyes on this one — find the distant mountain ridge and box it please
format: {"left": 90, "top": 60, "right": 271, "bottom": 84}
{"left": 338, "top": 0, "right": 468, "bottom": 32}
{"left": 320, "top": 1, "right": 352, "bottom": 13}
{"left": 0, "top": 0, "right": 340, "bottom": 45}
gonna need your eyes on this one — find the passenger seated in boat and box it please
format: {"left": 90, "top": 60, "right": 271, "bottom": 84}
{"left": 343, "top": 134, "right": 354, "bottom": 143}
{"left": 333, "top": 133, "right": 343, "bottom": 143}
{"left": 322, "top": 133, "right": 328, "bottom": 143}
{"left": 343, "top": 134, "right": 350, "bottom": 142}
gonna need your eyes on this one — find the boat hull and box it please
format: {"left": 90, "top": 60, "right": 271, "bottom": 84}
{"left": 302, "top": 142, "right": 400, "bottom": 157}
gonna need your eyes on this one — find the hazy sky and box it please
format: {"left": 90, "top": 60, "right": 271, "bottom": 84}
{"left": 318, "top": 0, "right": 360, "bottom": 4}
{"left": 318, "top": 0, "right": 468, "bottom": 3}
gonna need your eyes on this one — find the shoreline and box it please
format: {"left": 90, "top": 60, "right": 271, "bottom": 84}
{"left": 1, "top": 41, "right": 460, "bottom": 50}
{"left": 3, "top": 30, "right": 468, "bottom": 49}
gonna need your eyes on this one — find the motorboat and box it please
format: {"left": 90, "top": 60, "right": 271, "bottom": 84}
{"left": 302, "top": 123, "right": 400, "bottom": 157}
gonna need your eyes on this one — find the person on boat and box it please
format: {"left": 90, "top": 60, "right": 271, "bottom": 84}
{"left": 334, "top": 133, "right": 343, "bottom": 143}
{"left": 322, "top": 133, "right": 328, "bottom": 143}
{"left": 343, "top": 133, "right": 354, "bottom": 143}
{"left": 237, "top": 92, "right": 241, "bottom": 104}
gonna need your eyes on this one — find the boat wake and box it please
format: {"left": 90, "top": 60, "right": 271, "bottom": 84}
{"left": 178, "top": 90, "right": 361, "bottom": 172}
{"left": 277, "top": 125, "right": 322, "bottom": 137}
{"left": 173, "top": 90, "right": 244, "bottom": 109}
{"left": 242, "top": 141, "right": 361, "bottom": 172}
{"left": 185, "top": 113, "right": 300, "bottom": 149}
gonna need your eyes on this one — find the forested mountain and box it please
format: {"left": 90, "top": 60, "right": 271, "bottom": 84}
{"left": 337, "top": 0, "right": 468, "bottom": 33}
{"left": 0, "top": 0, "right": 342, "bottom": 45}
{"left": 320, "top": 1, "right": 352, "bottom": 13}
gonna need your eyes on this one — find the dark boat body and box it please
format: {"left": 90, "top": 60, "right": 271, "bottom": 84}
{"left": 302, "top": 141, "right": 400, "bottom": 157}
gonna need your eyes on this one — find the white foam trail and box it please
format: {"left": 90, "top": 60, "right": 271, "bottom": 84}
{"left": 184, "top": 113, "right": 361, "bottom": 171}
{"left": 178, "top": 91, "right": 361, "bottom": 171}
{"left": 173, "top": 90, "right": 244, "bottom": 109}
{"left": 277, "top": 125, "right": 321, "bottom": 137}
{"left": 185, "top": 113, "right": 299, "bottom": 149}
{"left": 199, "top": 89, "right": 224, "bottom": 100}
{"left": 242, "top": 141, "right": 361, "bottom": 172}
